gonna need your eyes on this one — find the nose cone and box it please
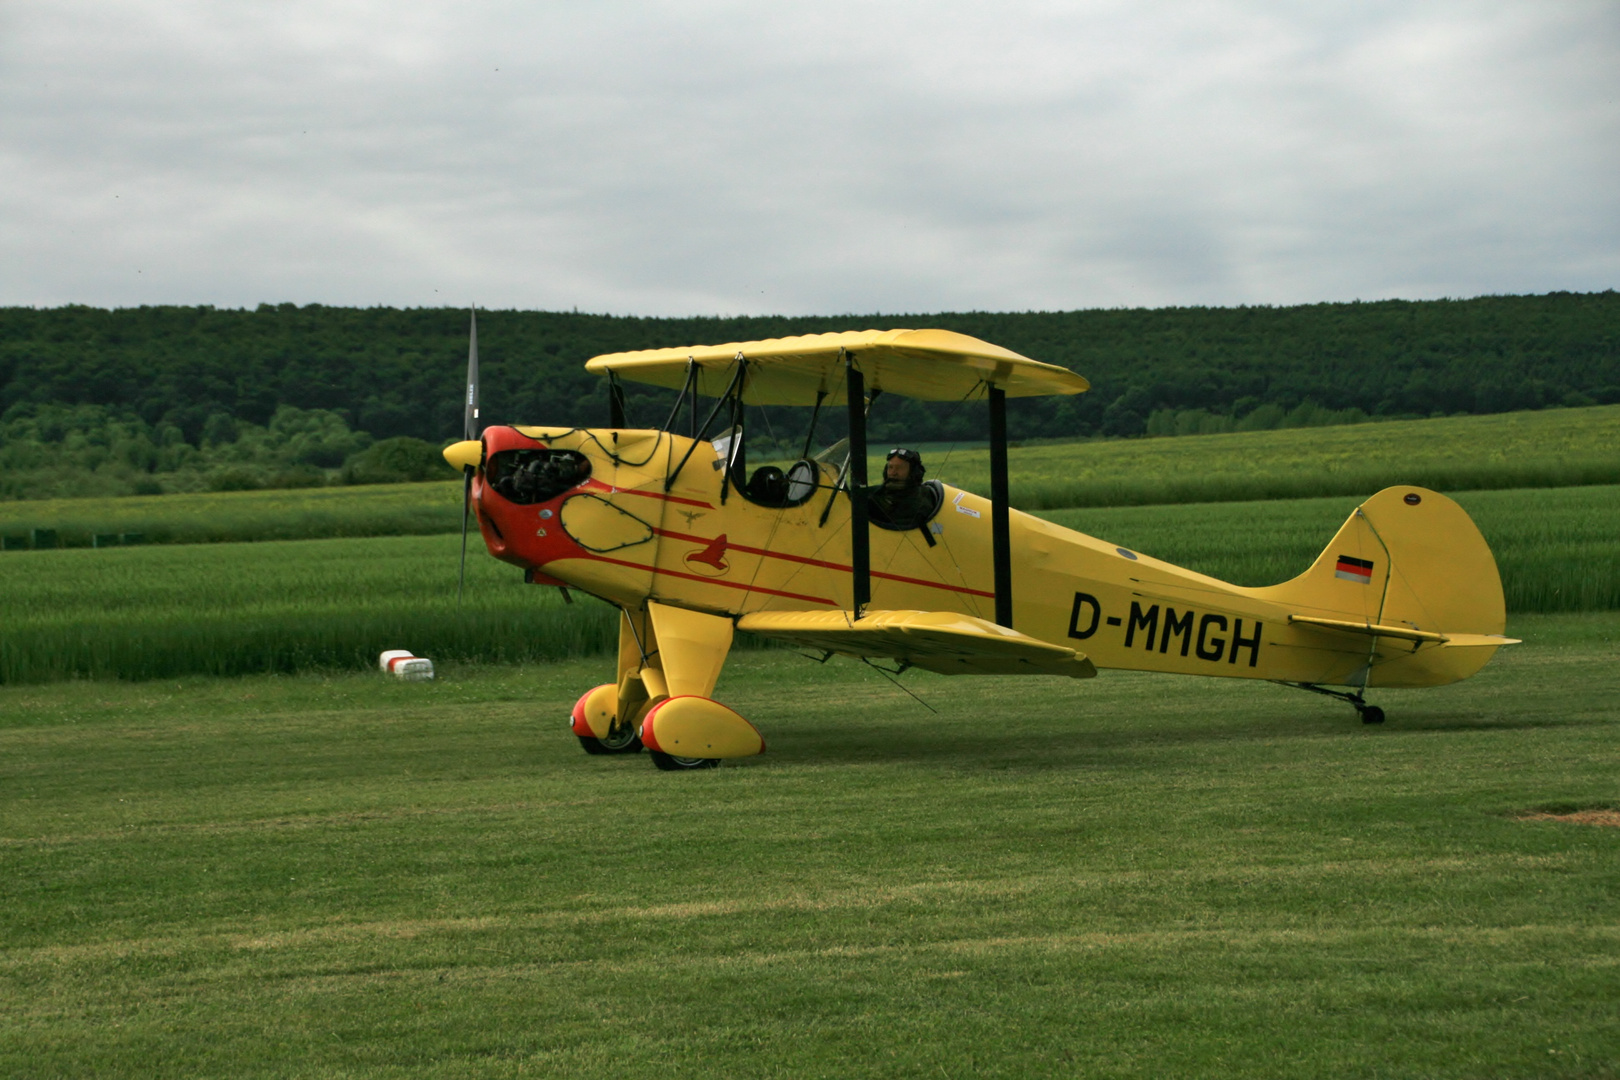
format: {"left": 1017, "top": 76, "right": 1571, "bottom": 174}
{"left": 443, "top": 439, "right": 483, "bottom": 470}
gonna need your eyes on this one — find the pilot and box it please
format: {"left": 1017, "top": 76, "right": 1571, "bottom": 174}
{"left": 868, "top": 447, "right": 931, "bottom": 528}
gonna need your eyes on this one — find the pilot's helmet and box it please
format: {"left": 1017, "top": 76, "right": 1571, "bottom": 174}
{"left": 885, "top": 447, "right": 924, "bottom": 484}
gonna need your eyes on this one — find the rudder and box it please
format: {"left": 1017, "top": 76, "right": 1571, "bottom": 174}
{"left": 1254, "top": 486, "right": 1510, "bottom": 687}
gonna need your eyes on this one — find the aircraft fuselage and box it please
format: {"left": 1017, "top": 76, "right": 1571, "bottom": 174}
{"left": 471, "top": 425, "right": 1504, "bottom": 691}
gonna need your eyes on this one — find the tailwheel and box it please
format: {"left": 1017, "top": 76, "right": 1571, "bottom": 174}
{"left": 1276, "top": 681, "right": 1388, "bottom": 726}
{"left": 649, "top": 751, "right": 720, "bottom": 771}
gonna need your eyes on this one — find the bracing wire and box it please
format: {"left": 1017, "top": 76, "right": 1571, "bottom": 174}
{"left": 929, "top": 379, "right": 993, "bottom": 491}
{"left": 859, "top": 657, "right": 938, "bottom": 713}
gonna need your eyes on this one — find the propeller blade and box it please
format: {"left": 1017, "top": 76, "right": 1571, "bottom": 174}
{"left": 458, "top": 307, "right": 480, "bottom": 608}
{"left": 458, "top": 466, "right": 472, "bottom": 608}
{"left": 463, "top": 308, "right": 480, "bottom": 441}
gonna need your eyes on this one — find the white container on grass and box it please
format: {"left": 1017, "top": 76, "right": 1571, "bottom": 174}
{"left": 378, "top": 650, "right": 435, "bottom": 680}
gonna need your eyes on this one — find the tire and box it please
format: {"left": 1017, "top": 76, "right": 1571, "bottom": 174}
{"left": 577, "top": 725, "right": 643, "bottom": 755}
{"left": 1360, "top": 705, "right": 1386, "bottom": 725}
{"left": 650, "top": 750, "right": 720, "bottom": 771}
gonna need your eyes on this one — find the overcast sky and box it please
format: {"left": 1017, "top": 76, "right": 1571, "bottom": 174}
{"left": 3, "top": 1, "right": 1617, "bottom": 316}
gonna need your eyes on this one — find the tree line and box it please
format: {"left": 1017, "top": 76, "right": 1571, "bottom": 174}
{"left": 0, "top": 402, "right": 453, "bottom": 500}
{"left": 0, "top": 292, "right": 1615, "bottom": 497}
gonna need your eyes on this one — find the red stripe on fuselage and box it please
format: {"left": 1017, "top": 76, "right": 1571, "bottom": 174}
{"left": 872, "top": 568, "right": 994, "bottom": 600}
{"left": 653, "top": 527, "right": 997, "bottom": 600}
{"left": 556, "top": 482, "right": 991, "bottom": 603}
{"left": 567, "top": 551, "right": 838, "bottom": 607}
{"left": 582, "top": 480, "right": 713, "bottom": 510}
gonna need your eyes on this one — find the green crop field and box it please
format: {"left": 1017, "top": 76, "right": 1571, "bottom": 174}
{"left": 1, "top": 485, "right": 1614, "bottom": 685}
{"left": 925, "top": 403, "right": 1620, "bottom": 509}
{"left": 2, "top": 612, "right": 1617, "bottom": 1077}
{"left": 1049, "top": 485, "right": 1620, "bottom": 614}
{"left": 3, "top": 404, "right": 1616, "bottom": 548}
{"left": 0, "top": 480, "right": 464, "bottom": 549}
{"left": 0, "top": 533, "right": 616, "bottom": 685}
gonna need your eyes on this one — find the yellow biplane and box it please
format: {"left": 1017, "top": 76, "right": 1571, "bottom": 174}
{"left": 443, "top": 323, "right": 1517, "bottom": 770}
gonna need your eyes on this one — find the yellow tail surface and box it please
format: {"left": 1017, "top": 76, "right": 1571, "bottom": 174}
{"left": 1251, "top": 487, "right": 1510, "bottom": 687}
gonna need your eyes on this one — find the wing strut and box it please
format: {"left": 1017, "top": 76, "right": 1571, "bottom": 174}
{"left": 800, "top": 390, "right": 826, "bottom": 459}
{"left": 988, "top": 385, "right": 1013, "bottom": 628}
{"left": 846, "top": 352, "right": 871, "bottom": 615}
{"left": 665, "top": 357, "right": 745, "bottom": 492}
{"left": 843, "top": 363, "right": 1013, "bottom": 626}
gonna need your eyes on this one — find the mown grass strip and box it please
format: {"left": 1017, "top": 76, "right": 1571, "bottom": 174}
{"left": 1, "top": 615, "right": 1617, "bottom": 1077}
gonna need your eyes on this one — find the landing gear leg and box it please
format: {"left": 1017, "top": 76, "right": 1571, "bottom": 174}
{"left": 1277, "top": 682, "right": 1385, "bottom": 725}
{"left": 637, "top": 603, "right": 762, "bottom": 771}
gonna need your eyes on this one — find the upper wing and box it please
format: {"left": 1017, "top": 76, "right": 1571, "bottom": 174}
{"left": 737, "top": 609, "right": 1097, "bottom": 678}
{"left": 586, "top": 328, "right": 1089, "bottom": 405}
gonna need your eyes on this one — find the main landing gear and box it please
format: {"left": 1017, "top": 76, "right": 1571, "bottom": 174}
{"left": 578, "top": 725, "right": 643, "bottom": 755}
{"left": 569, "top": 602, "right": 766, "bottom": 771}
{"left": 1279, "top": 682, "right": 1386, "bottom": 725}
{"left": 568, "top": 683, "right": 764, "bottom": 771}
{"left": 571, "top": 683, "right": 645, "bottom": 754}
{"left": 649, "top": 751, "right": 720, "bottom": 771}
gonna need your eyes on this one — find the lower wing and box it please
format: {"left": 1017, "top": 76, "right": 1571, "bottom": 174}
{"left": 738, "top": 609, "right": 1097, "bottom": 678}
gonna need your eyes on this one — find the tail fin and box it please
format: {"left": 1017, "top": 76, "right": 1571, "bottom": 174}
{"left": 1254, "top": 486, "right": 1511, "bottom": 687}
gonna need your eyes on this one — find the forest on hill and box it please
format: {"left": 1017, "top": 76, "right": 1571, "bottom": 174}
{"left": 0, "top": 291, "right": 1616, "bottom": 498}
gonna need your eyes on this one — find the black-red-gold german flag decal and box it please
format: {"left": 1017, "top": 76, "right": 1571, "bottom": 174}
{"left": 1335, "top": 554, "right": 1375, "bottom": 584}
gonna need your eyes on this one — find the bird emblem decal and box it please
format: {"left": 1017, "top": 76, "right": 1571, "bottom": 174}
{"left": 684, "top": 534, "right": 730, "bottom": 575}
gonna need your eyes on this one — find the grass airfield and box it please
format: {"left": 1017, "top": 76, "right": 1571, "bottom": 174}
{"left": 3, "top": 407, "right": 1618, "bottom": 1074}
{"left": 5, "top": 614, "right": 1618, "bottom": 1077}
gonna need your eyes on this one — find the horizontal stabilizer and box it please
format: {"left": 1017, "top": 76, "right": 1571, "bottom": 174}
{"left": 1288, "top": 614, "right": 1447, "bottom": 644}
{"left": 1288, "top": 614, "right": 1520, "bottom": 648}
{"left": 1438, "top": 633, "right": 1523, "bottom": 648}
{"left": 738, "top": 609, "right": 1097, "bottom": 678}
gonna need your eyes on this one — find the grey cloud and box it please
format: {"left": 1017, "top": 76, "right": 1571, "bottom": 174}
{"left": 3, "top": 1, "right": 1616, "bottom": 315}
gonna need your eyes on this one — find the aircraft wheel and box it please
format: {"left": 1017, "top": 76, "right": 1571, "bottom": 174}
{"left": 577, "top": 727, "right": 643, "bottom": 755}
{"left": 650, "top": 751, "right": 720, "bottom": 771}
{"left": 1360, "top": 705, "right": 1386, "bottom": 725}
